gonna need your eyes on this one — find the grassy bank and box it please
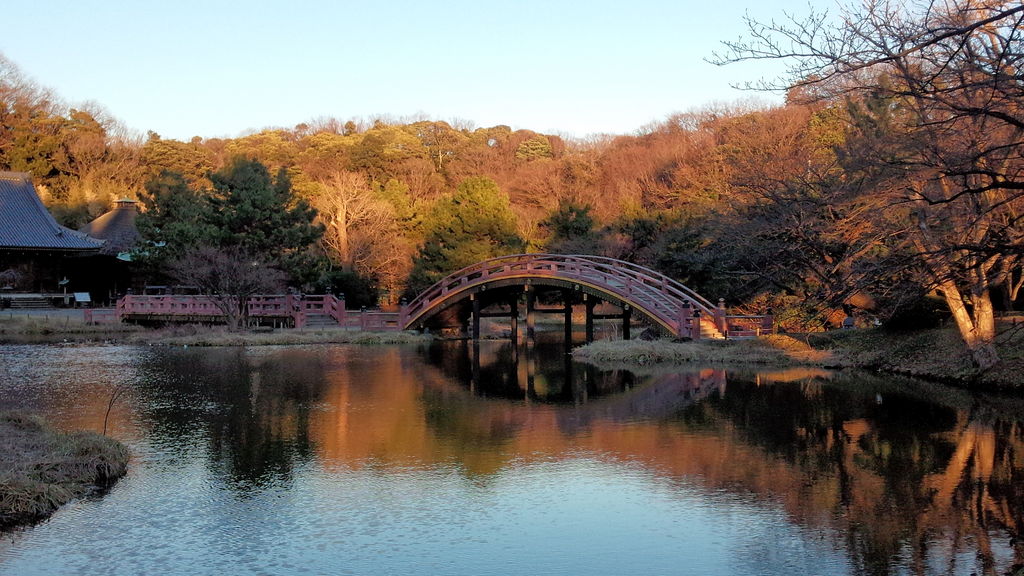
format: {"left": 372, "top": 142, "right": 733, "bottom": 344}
{"left": 573, "top": 334, "right": 830, "bottom": 368}
{"left": 0, "top": 315, "right": 430, "bottom": 347}
{"left": 807, "top": 325, "right": 1024, "bottom": 389}
{"left": 0, "top": 314, "right": 143, "bottom": 343}
{"left": 139, "top": 325, "right": 432, "bottom": 347}
{"left": 573, "top": 326, "right": 1024, "bottom": 391}
{"left": 0, "top": 413, "right": 129, "bottom": 530}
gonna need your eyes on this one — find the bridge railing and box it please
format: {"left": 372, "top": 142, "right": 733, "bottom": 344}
{"left": 402, "top": 253, "right": 721, "bottom": 333}
{"left": 248, "top": 295, "right": 295, "bottom": 317}
{"left": 119, "top": 294, "right": 302, "bottom": 325}
{"left": 116, "top": 294, "right": 408, "bottom": 331}
{"left": 117, "top": 294, "right": 227, "bottom": 318}
{"left": 560, "top": 255, "right": 717, "bottom": 312}
{"left": 288, "top": 294, "right": 344, "bottom": 329}
{"left": 723, "top": 314, "right": 775, "bottom": 338}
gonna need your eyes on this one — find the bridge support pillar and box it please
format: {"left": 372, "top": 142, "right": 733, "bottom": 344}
{"left": 585, "top": 296, "right": 596, "bottom": 343}
{"left": 622, "top": 305, "right": 632, "bottom": 340}
{"left": 471, "top": 340, "right": 481, "bottom": 391}
{"left": 563, "top": 290, "right": 573, "bottom": 345}
{"left": 526, "top": 344, "right": 536, "bottom": 402}
{"left": 471, "top": 293, "right": 480, "bottom": 340}
{"left": 525, "top": 287, "right": 536, "bottom": 340}
{"left": 509, "top": 295, "right": 519, "bottom": 342}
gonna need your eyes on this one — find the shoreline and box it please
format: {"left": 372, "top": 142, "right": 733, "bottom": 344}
{"left": 0, "top": 413, "right": 129, "bottom": 532}
{"left": 571, "top": 329, "right": 1024, "bottom": 392}
{"left": 0, "top": 313, "right": 431, "bottom": 347}
{"left": 3, "top": 312, "right": 1021, "bottom": 391}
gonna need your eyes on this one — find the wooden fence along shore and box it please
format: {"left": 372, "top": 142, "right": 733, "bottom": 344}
{"left": 108, "top": 294, "right": 403, "bottom": 331}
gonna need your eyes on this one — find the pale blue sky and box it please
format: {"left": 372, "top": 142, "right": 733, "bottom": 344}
{"left": 3, "top": 0, "right": 834, "bottom": 140}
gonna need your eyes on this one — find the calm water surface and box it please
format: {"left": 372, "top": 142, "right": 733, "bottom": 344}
{"left": 0, "top": 340, "right": 1022, "bottom": 575}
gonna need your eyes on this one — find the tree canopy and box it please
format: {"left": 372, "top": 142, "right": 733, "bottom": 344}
{"left": 4, "top": 16, "right": 1024, "bottom": 370}
{"left": 136, "top": 157, "right": 323, "bottom": 288}
{"left": 714, "top": 0, "right": 1024, "bottom": 369}
{"left": 406, "top": 176, "right": 524, "bottom": 296}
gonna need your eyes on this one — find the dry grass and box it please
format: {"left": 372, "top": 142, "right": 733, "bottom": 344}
{"left": 572, "top": 334, "right": 835, "bottom": 368}
{"left": 0, "top": 315, "right": 142, "bottom": 342}
{"left": 0, "top": 413, "right": 129, "bottom": 530}
{"left": 575, "top": 325, "right": 1024, "bottom": 391}
{"left": 808, "top": 323, "right": 1024, "bottom": 390}
{"left": 136, "top": 326, "right": 432, "bottom": 347}
{"left": 0, "top": 315, "right": 431, "bottom": 347}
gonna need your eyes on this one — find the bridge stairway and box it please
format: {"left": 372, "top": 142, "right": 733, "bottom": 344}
{"left": 700, "top": 322, "right": 725, "bottom": 340}
{"left": 302, "top": 313, "right": 340, "bottom": 328}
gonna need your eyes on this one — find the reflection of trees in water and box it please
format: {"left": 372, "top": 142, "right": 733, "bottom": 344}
{"left": 422, "top": 340, "right": 634, "bottom": 402}
{"left": 135, "top": 348, "right": 328, "bottom": 492}
{"left": 688, "top": 374, "right": 1024, "bottom": 575}
{"left": 129, "top": 345, "right": 1023, "bottom": 574}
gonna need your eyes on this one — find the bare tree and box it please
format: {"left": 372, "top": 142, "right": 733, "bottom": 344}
{"left": 310, "top": 172, "right": 414, "bottom": 302}
{"left": 714, "top": 0, "right": 1024, "bottom": 370}
{"left": 312, "top": 172, "right": 396, "bottom": 267}
{"left": 169, "top": 246, "right": 285, "bottom": 331}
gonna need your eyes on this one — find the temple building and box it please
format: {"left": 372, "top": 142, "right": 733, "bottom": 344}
{"left": 78, "top": 198, "right": 142, "bottom": 302}
{"left": 79, "top": 198, "right": 140, "bottom": 259}
{"left": 0, "top": 172, "right": 103, "bottom": 305}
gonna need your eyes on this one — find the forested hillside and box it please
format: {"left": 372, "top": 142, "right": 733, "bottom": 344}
{"left": 1, "top": 0, "right": 1021, "bottom": 369}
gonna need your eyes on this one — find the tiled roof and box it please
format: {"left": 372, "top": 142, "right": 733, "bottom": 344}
{"left": 0, "top": 172, "right": 104, "bottom": 251}
{"left": 80, "top": 199, "right": 140, "bottom": 256}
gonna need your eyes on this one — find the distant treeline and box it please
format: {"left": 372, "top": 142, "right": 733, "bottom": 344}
{"left": 2, "top": 0, "right": 1022, "bottom": 370}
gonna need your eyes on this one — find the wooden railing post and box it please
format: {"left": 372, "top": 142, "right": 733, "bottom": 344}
{"left": 761, "top": 310, "right": 774, "bottom": 335}
{"left": 714, "top": 298, "right": 728, "bottom": 337}
{"left": 399, "top": 299, "right": 409, "bottom": 330}
{"left": 115, "top": 294, "right": 129, "bottom": 321}
{"left": 677, "top": 303, "right": 692, "bottom": 339}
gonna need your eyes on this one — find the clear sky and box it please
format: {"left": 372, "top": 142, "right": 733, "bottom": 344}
{"left": 2, "top": 0, "right": 834, "bottom": 141}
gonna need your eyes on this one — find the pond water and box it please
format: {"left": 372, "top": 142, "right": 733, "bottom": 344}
{"left": 0, "top": 340, "right": 1022, "bottom": 576}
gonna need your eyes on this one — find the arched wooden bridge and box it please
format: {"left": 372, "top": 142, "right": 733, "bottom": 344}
{"left": 401, "top": 254, "right": 770, "bottom": 340}
{"left": 114, "top": 253, "right": 772, "bottom": 339}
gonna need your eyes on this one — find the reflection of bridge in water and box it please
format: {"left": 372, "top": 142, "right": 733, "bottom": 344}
{"left": 425, "top": 339, "right": 729, "bottom": 427}
{"left": 115, "top": 254, "right": 774, "bottom": 340}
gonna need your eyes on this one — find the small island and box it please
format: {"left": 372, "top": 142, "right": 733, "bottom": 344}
{"left": 0, "top": 413, "right": 128, "bottom": 530}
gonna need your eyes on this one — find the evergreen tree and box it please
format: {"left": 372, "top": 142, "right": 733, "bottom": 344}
{"left": 542, "top": 201, "right": 598, "bottom": 254}
{"left": 136, "top": 159, "right": 324, "bottom": 288}
{"left": 208, "top": 157, "right": 324, "bottom": 282}
{"left": 135, "top": 170, "right": 217, "bottom": 280}
{"left": 406, "top": 176, "right": 523, "bottom": 296}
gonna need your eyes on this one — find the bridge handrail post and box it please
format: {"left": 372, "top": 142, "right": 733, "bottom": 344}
{"left": 714, "top": 298, "right": 728, "bottom": 337}
{"left": 116, "top": 294, "right": 130, "bottom": 320}
{"left": 677, "top": 303, "right": 693, "bottom": 338}
{"left": 399, "top": 300, "right": 409, "bottom": 330}
{"left": 761, "top": 311, "right": 774, "bottom": 335}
